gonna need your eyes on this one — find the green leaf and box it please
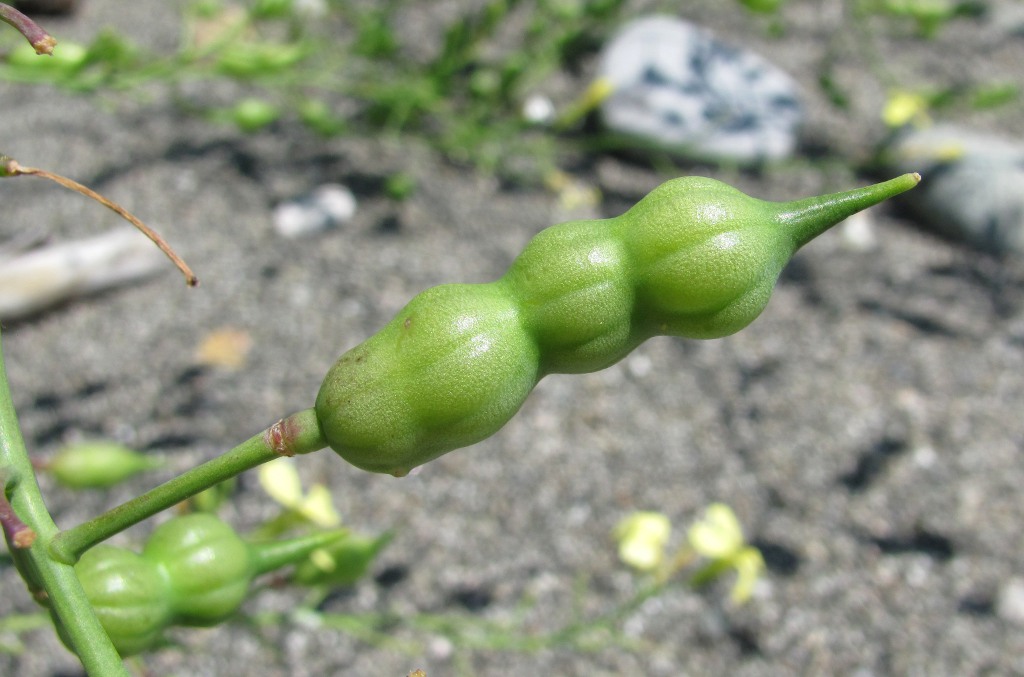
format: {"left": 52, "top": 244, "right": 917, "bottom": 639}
{"left": 299, "top": 99, "right": 347, "bottom": 137}
{"left": 738, "top": 0, "right": 784, "bottom": 13}
{"left": 970, "top": 82, "right": 1019, "bottom": 110}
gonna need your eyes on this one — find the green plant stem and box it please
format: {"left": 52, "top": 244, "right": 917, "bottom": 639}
{"left": 249, "top": 528, "right": 349, "bottom": 576}
{"left": 0, "top": 329, "right": 129, "bottom": 676}
{"left": 49, "top": 409, "right": 327, "bottom": 565}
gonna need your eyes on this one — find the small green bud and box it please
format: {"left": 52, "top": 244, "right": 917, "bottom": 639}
{"left": 141, "top": 514, "right": 350, "bottom": 626}
{"left": 48, "top": 442, "right": 162, "bottom": 490}
{"left": 142, "top": 514, "right": 253, "bottom": 627}
{"left": 299, "top": 99, "right": 346, "bottom": 137}
{"left": 230, "top": 98, "right": 281, "bottom": 133}
{"left": 215, "top": 42, "right": 307, "bottom": 79}
{"left": 385, "top": 172, "right": 417, "bottom": 202}
{"left": 5, "top": 41, "right": 88, "bottom": 71}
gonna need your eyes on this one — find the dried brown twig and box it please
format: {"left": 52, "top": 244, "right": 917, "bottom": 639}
{"left": 2, "top": 156, "right": 199, "bottom": 286}
{"left": 0, "top": 2, "right": 57, "bottom": 54}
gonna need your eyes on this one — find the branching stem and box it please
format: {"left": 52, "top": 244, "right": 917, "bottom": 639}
{"left": 49, "top": 409, "right": 327, "bottom": 565}
{"left": 0, "top": 329, "right": 129, "bottom": 676}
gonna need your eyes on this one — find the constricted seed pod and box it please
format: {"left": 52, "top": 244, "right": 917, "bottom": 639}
{"left": 140, "top": 514, "right": 348, "bottom": 627}
{"left": 316, "top": 174, "right": 921, "bottom": 476}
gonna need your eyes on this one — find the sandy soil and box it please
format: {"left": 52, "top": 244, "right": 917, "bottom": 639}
{"left": 2, "top": 1, "right": 1024, "bottom": 675}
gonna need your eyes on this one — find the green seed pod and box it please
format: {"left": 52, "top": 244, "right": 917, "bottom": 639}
{"left": 66, "top": 545, "right": 172, "bottom": 657}
{"left": 47, "top": 441, "right": 162, "bottom": 490}
{"left": 141, "top": 514, "right": 348, "bottom": 626}
{"left": 316, "top": 174, "right": 921, "bottom": 476}
{"left": 5, "top": 41, "right": 88, "bottom": 71}
{"left": 317, "top": 283, "right": 540, "bottom": 474}
{"left": 141, "top": 514, "right": 254, "bottom": 626}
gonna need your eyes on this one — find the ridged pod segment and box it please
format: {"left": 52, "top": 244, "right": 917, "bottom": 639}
{"left": 316, "top": 174, "right": 921, "bottom": 476}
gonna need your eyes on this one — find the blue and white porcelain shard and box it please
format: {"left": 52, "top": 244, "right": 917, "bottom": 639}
{"left": 885, "top": 124, "right": 1024, "bottom": 256}
{"left": 598, "top": 16, "right": 803, "bottom": 165}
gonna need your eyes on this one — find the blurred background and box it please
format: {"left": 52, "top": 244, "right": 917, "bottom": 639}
{"left": 2, "top": 1, "right": 1023, "bottom": 674}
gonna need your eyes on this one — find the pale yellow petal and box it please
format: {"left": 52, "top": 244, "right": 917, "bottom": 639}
{"left": 614, "top": 511, "right": 671, "bottom": 572}
{"left": 309, "top": 547, "right": 337, "bottom": 573}
{"left": 299, "top": 484, "right": 342, "bottom": 527}
{"left": 258, "top": 457, "right": 304, "bottom": 508}
{"left": 687, "top": 503, "right": 744, "bottom": 559}
{"left": 729, "top": 546, "right": 766, "bottom": 605}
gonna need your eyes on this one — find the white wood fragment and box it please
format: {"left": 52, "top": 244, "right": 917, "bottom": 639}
{"left": 0, "top": 228, "right": 167, "bottom": 320}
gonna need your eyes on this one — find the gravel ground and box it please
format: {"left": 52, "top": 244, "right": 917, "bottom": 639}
{"left": 3, "top": 1, "right": 1024, "bottom": 675}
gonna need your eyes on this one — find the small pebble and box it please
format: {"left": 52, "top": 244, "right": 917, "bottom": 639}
{"left": 597, "top": 16, "right": 803, "bottom": 165}
{"left": 884, "top": 124, "right": 1024, "bottom": 256}
{"left": 522, "top": 93, "right": 556, "bottom": 126}
{"left": 273, "top": 183, "right": 357, "bottom": 239}
{"left": 997, "top": 578, "right": 1024, "bottom": 626}
{"left": 841, "top": 211, "right": 879, "bottom": 252}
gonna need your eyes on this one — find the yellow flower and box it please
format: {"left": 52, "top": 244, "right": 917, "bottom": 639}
{"left": 258, "top": 458, "right": 341, "bottom": 527}
{"left": 882, "top": 90, "right": 932, "bottom": 128}
{"left": 687, "top": 503, "right": 744, "bottom": 560}
{"left": 729, "top": 547, "right": 766, "bottom": 605}
{"left": 687, "top": 503, "right": 764, "bottom": 606}
{"left": 614, "top": 511, "right": 672, "bottom": 572}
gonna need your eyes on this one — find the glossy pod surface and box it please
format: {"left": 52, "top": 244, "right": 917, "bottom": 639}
{"left": 141, "top": 514, "right": 254, "bottom": 627}
{"left": 67, "top": 514, "right": 345, "bottom": 655}
{"left": 316, "top": 175, "right": 921, "bottom": 476}
{"left": 64, "top": 545, "right": 172, "bottom": 657}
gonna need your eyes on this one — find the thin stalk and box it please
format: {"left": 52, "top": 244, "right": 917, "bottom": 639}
{"left": 249, "top": 528, "right": 349, "bottom": 576}
{"left": 0, "top": 329, "right": 129, "bottom": 676}
{"left": 49, "top": 409, "right": 326, "bottom": 565}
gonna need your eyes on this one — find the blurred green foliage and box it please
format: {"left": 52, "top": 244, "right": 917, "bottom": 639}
{"left": 1, "top": 0, "right": 1015, "bottom": 180}
{"left": 0, "top": 0, "right": 630, "bottom": 178}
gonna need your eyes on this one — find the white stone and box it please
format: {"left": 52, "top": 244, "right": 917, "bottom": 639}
{"left": 886, "top": 124, "right": 1024, "bottom": 256}
{"left": 997, "top": 578, "right": 1024, "bottom": 626}
{"left": 598, "top": 16, "right": 803, "bottom": 164}
{"left": 273, "top": 183, "right": 356, "bottom": 239}
{"left": 522, "top": 93, "right": 556, "bottom": 125}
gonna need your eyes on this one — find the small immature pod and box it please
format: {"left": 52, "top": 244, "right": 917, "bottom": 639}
{"left": 65, "top": 545, "right": 172, "bottom": 656}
